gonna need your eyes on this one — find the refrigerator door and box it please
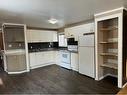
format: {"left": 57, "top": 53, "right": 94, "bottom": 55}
{"left": 79, "top": 35, "right": 94, "bottom": 47}
{"left": 79, "top": 47, "right": 95, "bottom": 78}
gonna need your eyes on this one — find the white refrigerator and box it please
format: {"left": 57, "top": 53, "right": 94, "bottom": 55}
{"left": 78, "top": 33, "right": 95, "bottom": 78}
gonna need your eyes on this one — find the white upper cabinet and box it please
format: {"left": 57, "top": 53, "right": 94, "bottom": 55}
{"left": 64, "top": 22, "right": 95, "bottom": 41}
{"left": 51, "top": 31, "right": 58, "bottom": 42}
{"left": 26, "top": 30, "right": 31, "bottom": 42}
{"left": 26, "top": 29, "right": 58, "bottom": 43}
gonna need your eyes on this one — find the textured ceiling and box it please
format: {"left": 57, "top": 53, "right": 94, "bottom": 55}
{"left": 0, "top": 0, "right": 126, "bottom": 29}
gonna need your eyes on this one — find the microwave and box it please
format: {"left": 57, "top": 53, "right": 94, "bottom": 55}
{"left": 67, "top": 38, "right": 78, "bottom": 45}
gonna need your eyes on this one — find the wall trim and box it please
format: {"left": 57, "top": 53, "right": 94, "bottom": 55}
{"left": 94, "top": 7, "right": 125, "bottom": 17}
{"left": 63, "top": 18, "right": 94, "bottom": 29}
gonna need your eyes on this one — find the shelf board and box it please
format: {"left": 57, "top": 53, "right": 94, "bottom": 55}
{"left": 100, "top": 63, "right": 118, "bottom": 69}
{"left": 99, "top": 41, "right": 118, "bottom": 44}
{"left": 100, "top": 26, "right": 118, "bottom": 31}
{"left": 100, "top": 53, "right": 118, "bottom": 57}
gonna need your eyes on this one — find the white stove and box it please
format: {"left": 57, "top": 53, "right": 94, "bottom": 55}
{"left": 59, "top": 50, "right": 71, "bottom": 69}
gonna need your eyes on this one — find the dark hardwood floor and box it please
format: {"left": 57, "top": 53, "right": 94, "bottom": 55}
{"left": 0, "top": 65, "right": 120, "bottom": 94}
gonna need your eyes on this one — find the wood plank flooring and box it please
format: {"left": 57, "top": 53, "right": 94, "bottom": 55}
{"left": 117, "top": 85, "right": 127, "bottom": 95}
{"left": 0, "top": 65, "right": 120, "bottom": 94}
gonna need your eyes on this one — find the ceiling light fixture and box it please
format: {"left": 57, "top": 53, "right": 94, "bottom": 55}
{"left": 48, "top": 18, "right": 58, "bottom": 24}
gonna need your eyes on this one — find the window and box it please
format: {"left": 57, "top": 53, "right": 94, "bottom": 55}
{"left": 58, "top": 34, "right": 67, "bottom": 47}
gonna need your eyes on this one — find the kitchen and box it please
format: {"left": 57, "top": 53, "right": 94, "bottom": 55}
{"left": 0, "top": 0, "right": 127, "bottom": 94}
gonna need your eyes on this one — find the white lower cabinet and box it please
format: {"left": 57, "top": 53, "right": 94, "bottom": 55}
{"left": 53, "top": 51, "right": 60, "bottom": 65}
{"left": 29, "top": 51, "right": 79, "bottom": 71}
{"left": 29, "top": 53, "right": 36, "bottom": 68}
{"left": 29, "top": 51, "right": 55, "bottom": 69}
{"left": 71, "top": 53, "right": 79, "bottom": 71}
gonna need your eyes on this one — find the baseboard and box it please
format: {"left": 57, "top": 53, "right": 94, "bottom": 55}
{"left": 7, "top": 70, "right": 28, "bottom": 74}
{"left": 108, "top": 74, "right": 117, "bottom": 78}
{"left": 30, "top": 62, "right": 55, "bottom": 70}
{"left": 99, "top": 74, "right": 117, "bottom": 80}
{"left": 72, "top": 67, "right": 79, "bottom": 72}
{"left": 7, "top": 63, "right": 55, "bottom": 74}
{"left": 99, "top": 74, "right": 109, "bottom": 80}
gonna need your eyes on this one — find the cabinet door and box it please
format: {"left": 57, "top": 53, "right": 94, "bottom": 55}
{"left": 26, "top": 31, "right": 31, "bottom": 42}
{"left": 31, "top": 31, "right": 41, "bottom": 42}
{"left": 4, "top": 29, "right": 14, "bottom": 42}
{"left": 27, "top": 30, "right": 41, "bottom": 42}
{"left": 17, "top": 54, "right": 27, "bottom": 71}
{"left": 40, "top": 31, "right": 58, "bottom": 42}
{"left": 14, "top": 29, "right": 25, "bottom": 42}
{"left": 6, "top": 55, "right": 18, "bottom": 72}
{"left": 27, "top": 30, "right": 58, "bottom": 42}
{"left": 29, "top": 53, "right": 36, "bottom": 67}
{"left": 36, "top": 51, "right": 53, "bottom": 65}
{"left": 53, "top": 51, "right": 59, "bottom": 64}
{"left": 64, "top": 23, "right": 94, "bottom": 41}
{"left": 52, "top": 31, "right": 58, "bottom": 42}
{"left": 64, "top": 28, "right": 68, "bottom": 38}
{"left": 36, "top": 52, "right": 45, "bottom": 64}
{"left": 71, "top": 53, "right": 79, "bottom": 71}
{"left": 40, "top": 31, "right": 51, "bottom": 42}
{"left": 64, "top": 28, "right": 74, "bottom": 38}
{"left": 6, "top": 54, "right": 27, "bottom": 72}
{"left": 44, "top": 51, "right": 54, "bottom": 63}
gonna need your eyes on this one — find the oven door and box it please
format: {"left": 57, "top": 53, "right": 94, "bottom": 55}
{"left": 60, "top": 51, "right": 71, "bottom": 64}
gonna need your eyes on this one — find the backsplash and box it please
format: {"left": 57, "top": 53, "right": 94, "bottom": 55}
{"left": 28, "top": 42, "right": 58, "bottom": 50}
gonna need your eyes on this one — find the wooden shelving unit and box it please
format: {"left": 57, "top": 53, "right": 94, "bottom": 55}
{"left": 96, "top": 16, "right": 119, "bottom": 85}
{"left": 95, "top": 8, "right": 127, "bottom": 88}
{"left": 98, "top": 17, "right": 118, "bottom": 71}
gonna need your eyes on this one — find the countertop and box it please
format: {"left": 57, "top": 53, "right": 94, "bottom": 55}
{"left": 28, "top": 48, "right": 58, "bottom": 53}
{"left": 28, "top": 48, "right": 78, "bottom": 53}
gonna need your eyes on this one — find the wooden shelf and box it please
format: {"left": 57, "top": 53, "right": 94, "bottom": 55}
{"left": 100, "top": 63, "right": 118, "bottom": 69}
{"left": 99, "top": 41, "right": 118, "bottom": 44}
{"left": 100, "top": 53, "right": 118, "bottom": 57}
{"left": 100, "top": 26, "right": 118, "bottom": 31}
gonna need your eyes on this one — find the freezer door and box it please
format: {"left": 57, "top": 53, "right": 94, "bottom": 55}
{"left": 79, "top": 47, "right": 95, "bottom": 78}
{"left": 79, "top": 35, "right": 94, "bottom": 47}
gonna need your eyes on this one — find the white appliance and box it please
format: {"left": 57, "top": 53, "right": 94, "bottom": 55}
{"left": 78, "top": 33, "right": 95, "bottom": 78}
{"left": 60, "top": 50, "right": 71, "bottom": 69}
